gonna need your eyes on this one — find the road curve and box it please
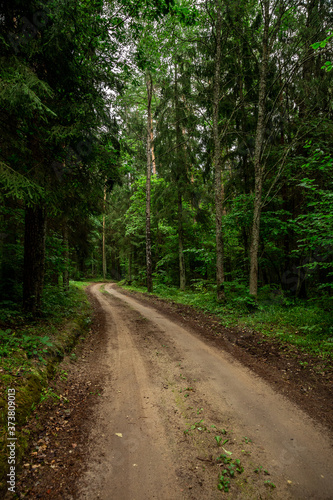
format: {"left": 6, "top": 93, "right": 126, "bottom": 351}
{"left": 77, "top": 283, "right": 333, "bottom": 500}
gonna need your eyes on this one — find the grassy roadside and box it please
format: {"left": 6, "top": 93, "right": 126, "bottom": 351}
{"left": 0, "top": 284, "right": 92, "bottom": 495}
{"left": 117, "top": 281, "right": 333, "bottom": 359}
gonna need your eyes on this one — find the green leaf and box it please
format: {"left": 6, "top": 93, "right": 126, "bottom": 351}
{"left": 321, "top": 61, "right": 332, "bottom": 72}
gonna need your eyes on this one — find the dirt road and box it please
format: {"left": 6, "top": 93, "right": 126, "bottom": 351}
{"left": 74, "top": 283, "right": 333, "bottom": 500}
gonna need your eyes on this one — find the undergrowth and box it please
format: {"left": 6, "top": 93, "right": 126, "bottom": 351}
{"left": 0, "top": 283, "right": 91, "bottom": 494}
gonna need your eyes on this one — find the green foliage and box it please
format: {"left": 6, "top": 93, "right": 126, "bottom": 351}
{"left": 0, "top": 60, "right": 55, "bottom": 112}
{"left": 321, "top": 61, "right": 332, "bottom": 72}
{"left": 0, "top": 285, "right": 90, "bottom": 381}
{"left": 291, "top": 144, "right": 333, "bottom": 289}
{"left": 40, "top": 387, "right": 61, "bottom": 403}
{"left": 311, "top": 32, "right": 333, "bottom": 51}
{"left": 0, "top": 328, "right": 52, "bottom": 362}
{"left": 254, "top": 465, "right": 270, "bottom": 475}
{"left": 0, "top": 284, "right": 88, "bottom": 371}
{"left": 216, "top": 454, "right": 244, "bottom": 492}
{"left": 184, "top": 419, "right": 206, "bottom": 435}
{"left": 41, "top": 283, "right": 88, "bottom": 319}
{"left": 120, "top": 282, "right": 333, "bottom": 357}
{"left": 0, "top": 163, "right": 44, "bottom": 203}
{"left": 0, "top": 283, "right": 91, "bottom": 495}
{"left": 215, "top": 436, "right": 228, "bottom": 446}
{"left": 1, "top": 0, "right": 332, "bottom": 356}
{"left": 264, "top": 480, "right": 276, "bottom": 489}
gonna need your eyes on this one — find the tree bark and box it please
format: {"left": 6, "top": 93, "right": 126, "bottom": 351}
{"left": 128, "top": 245, "right": 132, "bottom": 283}
{"left": 151, "top": 115, "right": 157, "bottom": 175}
{"left": 23, "top": 205, "right": 46, "bottom": 315}
{"left": 213, "top": 1, "right": 225, "bottom": 302}
{"left": 102, "top": 183, "right": 107, "bottom": 280}
{"left": 175, "top": 62, "right": 186, "bottom": 291}
{"left": 62, "top": 220, "right": 69, "bottom": 291}
{"left": 146, "top": 72, "right": 153, "bottom": 293}
{"left": 178, "top": 191, "right": 186, "bottom": 291}
{"left": 249, "top": 0, "right": 270, "bottom": 297}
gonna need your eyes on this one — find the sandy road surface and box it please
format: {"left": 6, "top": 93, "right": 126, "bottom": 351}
{"left": 77, "top": 283, "right": 333, "bottom": 500}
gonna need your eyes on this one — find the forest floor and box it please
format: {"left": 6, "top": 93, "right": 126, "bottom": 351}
{"left": 14, "top": 282, "right": 333, "bottom": 499}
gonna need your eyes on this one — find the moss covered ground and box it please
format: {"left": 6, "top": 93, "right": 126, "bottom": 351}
{"left": 0, "top": 284, "right": 92, "bottom": 496}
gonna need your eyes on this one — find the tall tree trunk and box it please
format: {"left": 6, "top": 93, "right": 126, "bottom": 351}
{"left": 175, "top": 62, "right": 186, "bottom": 291}
{"left": 102, "top": 183, "right": 107, "bottom": 280}
{"left": 62, "top": 220, "right": 69, "bottom": 291}
{"left": 23, "top": 205, "right": 46, "bottom": 315}
{"left": 213, "top": 1, "right": 225, "bottom": 302}
{"left": 300, "top": 0, "right": 317, "bottom": 119}
{"left": 146, "top": 72, "right": 153, "bottom": 293}
{"left": 151, "top": 115, "right": 157, "bottom": 175}
{"left": 178, "top": 191, "right": 186, "bottom": 291}
{"left": 249, "top": 0, "right": 270, "bottom": 297}
{"left": 128, "top": 245, "right": 132, "bottom": 283}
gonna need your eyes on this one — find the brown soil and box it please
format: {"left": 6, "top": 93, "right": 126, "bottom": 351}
{"left": 116, "top": 285, "right": 333, "bottom": 432}
{"left": 14, "top": 286, "right": 107, "bottom": 499}
{"left": 14, "top": 283, "right": 333, "bottom": 500}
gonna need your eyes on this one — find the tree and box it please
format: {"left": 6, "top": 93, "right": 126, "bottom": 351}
{"left": 213, "top": 0, "right": 226, "bottom": 301}
{"left": 248, "top": 0, "right": 270, "bottom": 297}
{"left": 2, "top": 0, "right": 332, "bottom": 311}
{"left": 0, "top": 0, "right": 121, "bottom": 313}
{"left": 146, "top": 72, "right": 154, "bottom": 292}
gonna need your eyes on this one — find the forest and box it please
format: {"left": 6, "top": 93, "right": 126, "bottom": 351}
{"left": 1, "top": 0, "right": 333, "bottom": 496}
{"left": 1, "top": 0, "right": 333, "bottom": 342}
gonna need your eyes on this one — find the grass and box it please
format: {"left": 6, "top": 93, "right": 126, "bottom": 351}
{"left": 70, "top": 279, "right": 94, "bottom": 289}
{"left": 0, "top": 285, "right": 89, "bottom": 372}
{"left": 69, "top": 277, "right": 112, "bottom": 290}
{"left": 117, "top": 280, "right": 333, "bottom": 358}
